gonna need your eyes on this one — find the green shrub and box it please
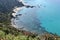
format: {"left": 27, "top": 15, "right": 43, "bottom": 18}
{"left": 0, "top": 30, "right": 5, "bottom": 38}
{"left": 5, "top": 34, "right": 14, "bottom": 40}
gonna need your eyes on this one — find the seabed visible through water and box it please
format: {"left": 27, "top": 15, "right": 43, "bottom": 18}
{"left": 11, "top": 0, "right": 60, "bottom": 35}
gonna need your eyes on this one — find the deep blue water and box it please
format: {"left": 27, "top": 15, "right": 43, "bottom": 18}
{"left": 12, "top": 0, "right": 60, "bottom": 35}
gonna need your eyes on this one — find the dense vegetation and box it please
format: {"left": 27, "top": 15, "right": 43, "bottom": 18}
{"left": 0, "top": 25, "right": 60, "bottom": 40}
{"left": 0, "top": 0, "right": 25, "bottom": 25}
{"left": 0, "top": 25, "right": 37, "bottom": 40}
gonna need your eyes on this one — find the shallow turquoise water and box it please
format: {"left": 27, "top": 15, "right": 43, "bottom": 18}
{"left": 37, "top": 0, "right": 60, "bottom": 35}
{"left": 13, "top": 0, "right": 60, "bottom": 35}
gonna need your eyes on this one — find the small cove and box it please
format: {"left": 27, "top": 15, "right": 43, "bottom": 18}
{"left": 11, "top": 0, "right": 60, "bottom": 35}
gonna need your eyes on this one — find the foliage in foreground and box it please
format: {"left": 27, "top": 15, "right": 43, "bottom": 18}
{"left": 0, "top": 25, "right": 60, "bottom": 40}
{"left": 0, "top": 30, "right": 38, "bottom": 40}
{"left": 0, "top": 25, "right": 38, "bottom": 40}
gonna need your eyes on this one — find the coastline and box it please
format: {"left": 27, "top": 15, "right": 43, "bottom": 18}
{"left": 11, "top": 6, "right": 60, "bottom": 36}
{"left": 11, "top": 3, "right": 57, "bottom": 36}
{"left": 12, "top": 7, "right": 24, "bottom": 17}
{"left": 11, "top": 6, "right": 25, "bottom": 28}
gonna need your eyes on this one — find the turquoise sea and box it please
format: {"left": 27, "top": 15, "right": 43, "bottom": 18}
{"left": 12, "top": 0, "right": 60, "bottom": 35}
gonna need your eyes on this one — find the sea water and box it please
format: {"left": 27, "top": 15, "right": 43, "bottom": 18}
{"left": 12, "top": 0, "right": 60, "bottom": 35}
{"left": 36, "top": 0, "right": 60, "bottom": 35}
